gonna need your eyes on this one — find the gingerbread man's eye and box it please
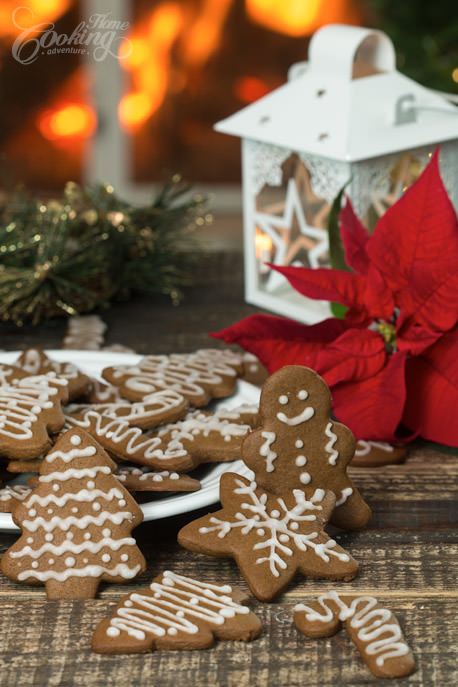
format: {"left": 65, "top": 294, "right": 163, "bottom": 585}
{"left": 297, "top": 390, "right": 308, "bottom": 400}
{"left": 279, "top": 395, "right": 288, "bottom": 405}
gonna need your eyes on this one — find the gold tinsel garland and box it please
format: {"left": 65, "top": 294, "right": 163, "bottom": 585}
{"left": 0, "top": 178, "right": 210, "bottom": 326}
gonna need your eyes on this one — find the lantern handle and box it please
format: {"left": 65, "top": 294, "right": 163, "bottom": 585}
{"left": 307, "top": 24, "right": 396, "bottom": 80}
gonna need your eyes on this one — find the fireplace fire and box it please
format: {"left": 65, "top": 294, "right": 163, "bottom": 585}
{"left": 0, "top": 0, "right": 360, "bottom": 194}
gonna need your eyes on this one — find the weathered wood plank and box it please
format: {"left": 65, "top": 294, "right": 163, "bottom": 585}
{"left": 0, "top": 596, "right": 456, "bottom": 687}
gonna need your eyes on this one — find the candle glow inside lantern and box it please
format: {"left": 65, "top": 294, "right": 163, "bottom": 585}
{"left": 215, "top": 24, "right": 458, "bottom": 324}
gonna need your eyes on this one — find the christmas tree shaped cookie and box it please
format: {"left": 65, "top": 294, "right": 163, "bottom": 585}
{"left": 1, "top": 428, "right": 146, "bottom": 598}
{"left": 178, "top": 473, "right": 358, "bottom": 601}
{"left": 242, "top": 365, "right": 371, "bottom": 529}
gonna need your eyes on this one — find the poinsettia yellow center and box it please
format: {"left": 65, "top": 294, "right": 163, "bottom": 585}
{"left": 376, "top": 321, "right": 397, "bottom": 351}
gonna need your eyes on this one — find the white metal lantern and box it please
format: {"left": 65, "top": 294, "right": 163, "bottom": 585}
{"left": 215, "top": 24, "right": 458, "bottom": 324}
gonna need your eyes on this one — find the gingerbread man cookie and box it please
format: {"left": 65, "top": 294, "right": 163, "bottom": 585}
{"left": 242, "top": 366, "right": 371, "bottom": 530}
{"left": 92, "top": 570, "right": 262, "bottom": 653}
{"left": 178, "top": 473, "right": 358, "bottom": 601}
{"left": 294, "top": 591, "right": 415, "bottom": 678}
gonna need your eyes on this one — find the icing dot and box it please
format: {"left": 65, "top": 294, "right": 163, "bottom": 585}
{"left": 270, "top": 509, "right": 280, "bottom": 518}
{"left": 295, "top": 439, "right": 304, "bottom": 449}
{"left": 168, "top": 628, "right": 178, "bottom": 636}
{"left": 45, "top": 533, "right": 53, "bottom": 542}
{"left": 190, "top": 597, "right": 198, "bottom": 605}
{"left": 49, "top": 558, "right": 54, "bottom": 565}
{"left": 87, "top": 481, "right": 95, "bottom": 489}
{"left": 124, "top": 600, "right": 133, "bottom": 607}
{"left": 65, "top": 557, "right": 75, "bottom": 567}
{"left": 279, "top": 395, "right": 288, "bottom": 405}
{"left": 256, "top": 528, "right": 265, "bottom": 536}
{"left": 296, "top": 455, "right": 307, "bottom": 467}
{"left": 84, "top": 533, "right": 91, "bottom": 540}
{"left": 32, "top": 405, "right": 41, "bottom": 414}
{"left": 72, "top": 507, "right": 78, "bottom": 514}
{"left": 52, "top": 484, "right": 59, "bottom": 492}
{"left": 70, "top": 435, "right": 82, "bottom": 446}
{"left": 31, "top": 561, "right": 39, "bottom": 569}
{"left": 199, "top": 527, "right": 209, "bottom": 534}
{"left": 279, "top": 534, "right": 290, "bottom": 543}
{"left": 102, "top": 528, "right": 111, "bottom": 537}
{"left": 83, "top": 558, "right": 88, "bottom": 564}
{"left": 121, "top": 553, "right": 128, "bottom": 562}
{"left": 47, "top": 508, "right": 53, "bottom": 514}
{"left": 118, "top": 499, "right": 126, "bottom": 507}
{"left": 290, "top": 522, "right": 299, "bottom": 530}
{"left": 67, "top": 532, "right": 74, "bottom": 540}
{"left": 106, "top": 627, "right": 120, "bottom": 638}
{"left": 102, "top": 554, "right": 111, "bottom": 563}
{"left": 27, "top": 537, "right": 33, "bottom": 544}
{"left": 92, "top": 503, "right": 101, "bottom": 511}
{"left": 176, "top": 611, "right": 185, "bottom": 618}
{"left": 297, "top": 390, "right": 308, "bottom": 400}
{"left": 300, "top": 472, "right": 311, "bottom": 485}
{"left": 29, "top": 509, "right": 36, "bottom": 517}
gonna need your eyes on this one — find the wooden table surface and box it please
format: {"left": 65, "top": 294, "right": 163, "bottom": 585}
{"left": 0, "top": 251, "right": 457, "bottom": 687}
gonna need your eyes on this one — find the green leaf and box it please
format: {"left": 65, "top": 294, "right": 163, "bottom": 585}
{"left": 327, "top": 181, "right": 351, "bottom": 272}
{"left": 330, "top": 302, "right": 348, "bottom": 319}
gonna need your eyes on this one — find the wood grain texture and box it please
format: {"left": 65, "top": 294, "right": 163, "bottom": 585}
{"left": 0, "top": 252, "right": 457, "bottom": 686}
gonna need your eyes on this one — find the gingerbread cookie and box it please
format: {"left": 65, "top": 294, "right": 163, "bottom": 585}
{"left": 0, "top": 485, "right": 32, "bottom": 512}
{"left": 294, "top": 591, "right": 415, "bottom": 678}
{"left": 102, "top": 348, "right": 243, "bottom": 405}
{"left": 92, "top": 570, "right": 262, "bottom": 653}
{"left": 242, "top": 366, "right": 371, "bottom": 530}
{"left": 1, "top": 427, "right": 146, "bottom": 598}
{"left": 0, "top": 374, "right": 68, "bottom": 460}
{"left": 66, "top": 405, "right": 257, "bottom": 472}
{"left": 15, "top": 348, "right": 91, "bottom": 401}
{"left": 115, "top": 466, "right": 200, "bottom": 492}
{"left": 7, "top": 459, "right": 44, "bottom": 474}
{"left": 82, "top": 379, "right": 123, "bottom": 404}
{"left": 351, "top": 441, "right": 408, "bottom": 467}
{"left": 69, "top": 388, "right": 190, "bottom": 430}
{"left": 178, "top": 473, "right": 358, "bottom": 601}
{"left": 62, "top": 314, "right": 107, "bottom": 350}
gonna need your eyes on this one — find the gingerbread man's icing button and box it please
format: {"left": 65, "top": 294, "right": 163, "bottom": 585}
{"left": 242, "top": 365, "right": 371, "bottom": 530}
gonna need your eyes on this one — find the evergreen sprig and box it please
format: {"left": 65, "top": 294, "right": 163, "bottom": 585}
{"left": 0, "top": 178, "right": 208, "bottom": 326}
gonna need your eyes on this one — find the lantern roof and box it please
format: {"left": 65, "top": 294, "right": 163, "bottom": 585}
{"left": 215, "top": 24, "right": 458, "bottom": 162}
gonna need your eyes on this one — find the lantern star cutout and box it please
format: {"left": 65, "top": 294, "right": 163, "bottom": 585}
{"left": 178, "top": 473, "right": 359, "bottom": 601}
{"left": 255, "top": 178, "right": 329, "bottom": 293}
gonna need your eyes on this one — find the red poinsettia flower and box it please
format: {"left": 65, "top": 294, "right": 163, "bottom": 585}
{"left": 212, "top": 150, "right": 458, "bottom": 445}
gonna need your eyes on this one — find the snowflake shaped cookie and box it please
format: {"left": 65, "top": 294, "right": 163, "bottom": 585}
{"left": 178, "top": 473, "right": 358, "bottom": 601}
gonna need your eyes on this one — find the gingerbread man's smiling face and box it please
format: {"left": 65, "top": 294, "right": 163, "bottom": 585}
{"left": 260, "top": 366, "right": 332, "bottom": 431}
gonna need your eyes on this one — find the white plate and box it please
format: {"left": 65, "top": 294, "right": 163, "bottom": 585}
{"left": 0, "top": 350, "right": 259, "bottom": 532}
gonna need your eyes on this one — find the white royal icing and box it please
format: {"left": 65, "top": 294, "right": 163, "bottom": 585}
{"left": 335, "top": 488, "right": 353, "bottom": 507}
{"left": 0, "top": 376, "right": 65, "bottom": 441}
{"left": 355, "top": 441, "right": 394, "bottom": 457}
{"left": 260, "top": 431, "right": 277, "bottom": 473}
{"left": 105, "top": 570, "right": 249, "bottom": 640}
{"left": 276, "top": 406, "right": 315, "bottom": 426}
{"left": 295, "top": 591, "right": 411, "bottom": 667}
{"left": 325, "top": 422, "right": 339, "bottom": 465}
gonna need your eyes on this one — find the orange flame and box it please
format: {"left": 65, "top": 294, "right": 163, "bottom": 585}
{"left": 0, "top": 0, "right": 71, "bottom": 39}
{"left": 246, "top": 0, "right": 359, "bottom": 36}
{"left": 38, "top": 104, "right": 96, "bottom": 140}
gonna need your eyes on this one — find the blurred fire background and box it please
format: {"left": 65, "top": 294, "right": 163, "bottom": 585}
{"left": 0, "top": 0, "right": 456, "bottom": 193}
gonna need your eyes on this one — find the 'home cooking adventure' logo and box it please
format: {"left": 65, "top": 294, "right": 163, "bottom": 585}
{"left": 11, "top": 7, "right": 132, "bottom": 65}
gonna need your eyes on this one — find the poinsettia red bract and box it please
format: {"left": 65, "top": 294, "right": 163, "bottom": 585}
{"left": 212, "top": 150, "right": 458, "bottom": 445}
